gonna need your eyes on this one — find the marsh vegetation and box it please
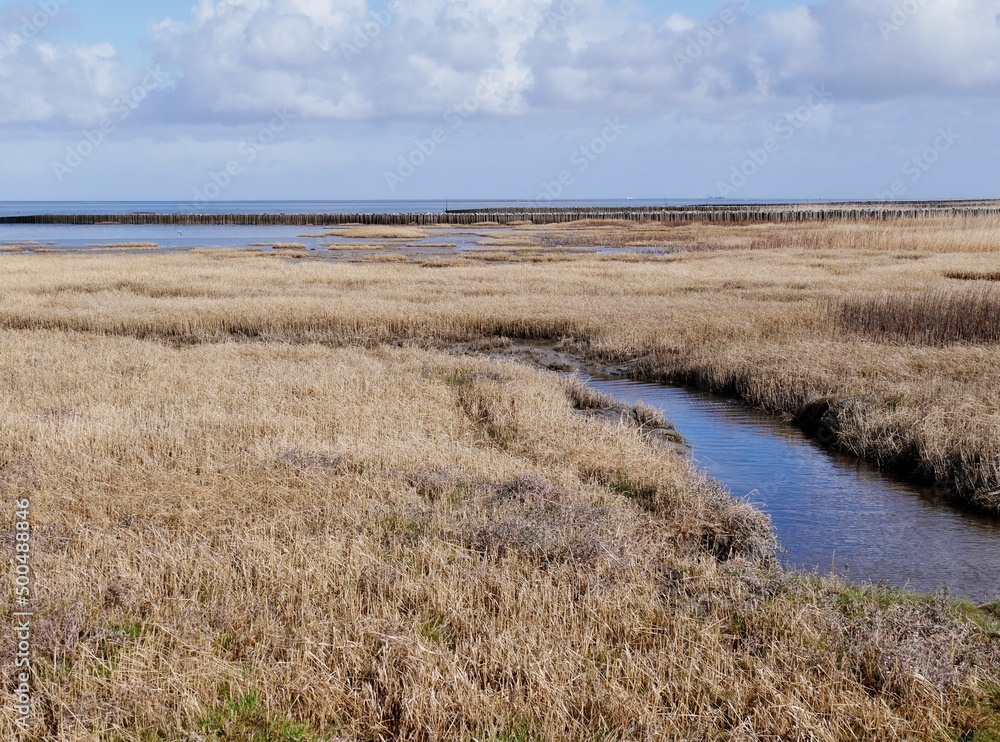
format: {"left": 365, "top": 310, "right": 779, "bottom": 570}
{"left": 1, "top": 215, "right": 999, "bottom": 739}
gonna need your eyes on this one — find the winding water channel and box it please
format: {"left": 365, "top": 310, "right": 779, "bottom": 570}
{"left": 587, "top": 379, "right": 1000, "bottom": 604}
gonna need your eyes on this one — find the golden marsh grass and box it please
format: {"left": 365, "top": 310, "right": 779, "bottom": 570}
{"left": 342, "top": 226, "right": 429, "bottom": 240}
{"left": 534, "top": 215, "right": 1000, "bottom": 253}
{"left": 1, "top": 217, "right": 1000, "bottom": 738}
{"left": 838, "top": 285, "right": 1000, "bottom": 345}
{"left": 1, "top": 334, "right": 997, "bottom": 739}
{"left": 1, "top": 221, "right": 998, "bottom": 511}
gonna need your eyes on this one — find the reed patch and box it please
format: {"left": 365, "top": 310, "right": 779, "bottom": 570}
{"left": 946, "top": 270, "right": 1000, "bottom": 282}
{"left": 836, "top": 286, "right": 1000, "bottom": 345}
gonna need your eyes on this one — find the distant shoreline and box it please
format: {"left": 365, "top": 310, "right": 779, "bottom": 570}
{"left": 2, "top": 198, "right": 998, "bottom": 219}
{"left": 2, "top": 200, "right": 999, "bottom": 226}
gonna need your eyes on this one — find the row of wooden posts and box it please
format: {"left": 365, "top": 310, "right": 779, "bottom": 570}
{"left": 1, "top": 204, "right": 999, "bottom": 226}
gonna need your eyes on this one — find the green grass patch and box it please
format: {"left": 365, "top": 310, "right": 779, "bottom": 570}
{"left": 954, "top": 683, "right": 1000, "bottom": 741}
{"left": 472, "top": 722, "right": 543, "bottom": 742}
{"left": 833, "top": 581, "right": 932, "bottom": 615}
{"left": 418, "top": 614, "right": 448, "bottom": 645}
{"left": 952, "top": 600, "right": 1000, "bottom": 637}
{"left": 609, "top": 471, "right": 658, "bottom": 509}
{"left": 197, "top": 691, "right": 316, "bottom": 742}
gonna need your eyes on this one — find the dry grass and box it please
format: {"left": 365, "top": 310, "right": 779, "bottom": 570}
{"left": 416, "top": 256, "right": 468, "bottom": 269}
{"left": 476, "top": 235, "right": 545, "bottom": 247}
{"left": 1, "top": 242, "right": 47, "bottom": 252}
{"left": 947, "top": 270, "right": 1000, "bottom": 282}
{"left": 536, "top": 215, "right": 1000, "bottom": 253}
{"left": 2, "top": 217, "right": 1000, "bottom": 738}
{"left": 87, "top": 243, "right": 159, "bottom": 250}
{"left": 323, "top": 242, "right": 393, "bottom": 251}
{"left": 354, "top": 253, "right": 409, "bottom": 263}
{"left": 0, "top": 332, "right": 997, "bottom": 740}
{"left": 188, "top": 248, "right": 268, "bottom": 259}
{"left": 462, "top": 246, "right": 592, "bottom": 264}
{"left": 838, "top": 286, "right": 1000, "bottom": 345}
{"left": 253, "top": 242, "right": 308, "bottom": 250}
{"left": 1, "top": 225, "right": 999, "bottom": 513}
{"left": 342, "top": 226, "right": 428, "bottom": 240}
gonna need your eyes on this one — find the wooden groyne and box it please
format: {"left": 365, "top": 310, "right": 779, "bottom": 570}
{"left": 2, "top": 203, "right": 999, "bottom": 226}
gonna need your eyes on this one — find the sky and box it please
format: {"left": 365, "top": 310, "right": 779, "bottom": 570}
{"left": 0, "top": 0, "right": 997, "bottom": 203}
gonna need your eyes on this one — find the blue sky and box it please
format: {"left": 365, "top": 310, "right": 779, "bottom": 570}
{"left": 0, "top": 0, "right": 997, "bottom": 202}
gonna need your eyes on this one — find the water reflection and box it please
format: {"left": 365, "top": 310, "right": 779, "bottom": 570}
{"left": 0, "top": 224, "right": 485, "bottom": 252}
{"left": 588, "top": 379, "right": 1000, "bottom": 603}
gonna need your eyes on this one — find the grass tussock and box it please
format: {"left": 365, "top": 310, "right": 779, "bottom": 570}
{"left": 323, "top": 241, "right": 392, "bottom": 251}
{"left": 187, "top": 248, "right": 269, "bottom": 260}
{"left": 417, "top": 256, "right": 467, "bottom": 268}
{"left": 838, "top": 285, "right": 1000, "bottom": 345}
{"left": 465, "top": 248, "right": 579, "bottom": 264}
{"left": 0, "top": 334, "right": 997, "bottom": 739}
{"left": 87, "top": 242, "right": 159, "bottom": 250}
{"left": 2, "top": 241, "right": 51, "bottom": 251}
{"left": 252, "top": 242, "right": 308, "bottom": 250}
{"left": 342, "top": 226, "right": 428, "bottom": 240}
{"left": 354, "top": 252, "right": 409, "bottom": 263}
{"left": 476, "top": 235, "right": 545, "bottom": 247}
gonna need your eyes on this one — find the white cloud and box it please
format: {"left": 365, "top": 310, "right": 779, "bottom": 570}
{"left": 0, "top": 39, "right": 135, "bottom": 126}
{"left": 664, "top": 13, "right": 695, "bottom": 33}
{"left": 3, "top": 0, "right": 1000, "bottom": 130}
{"left": 766, "top": 6, "right": 822, "bottom": 45}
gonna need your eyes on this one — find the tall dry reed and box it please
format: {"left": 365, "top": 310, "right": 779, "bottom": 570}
{"left": 837, "top": 285, "right": 1000, "bottom": 345}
